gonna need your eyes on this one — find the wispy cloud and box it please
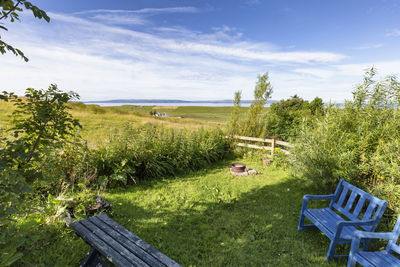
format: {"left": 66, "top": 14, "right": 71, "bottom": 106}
{"left": 73, "top": 7, "right": 200, "bottom": 25}
{"left": 5, "top": 10, "right": 396, "bottom": 102}
{"left": 73, "top": 7, "right": 200, "bottom": 16}
{"left": 356, "top": 43, "right": 384, "bottom": 50}
{"left": 386, "top": 28, "right": 400, "bottom": 37}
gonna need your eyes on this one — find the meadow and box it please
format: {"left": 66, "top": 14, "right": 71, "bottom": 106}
{"left": 0, "top": 101, "right": 250, "bottom": 145}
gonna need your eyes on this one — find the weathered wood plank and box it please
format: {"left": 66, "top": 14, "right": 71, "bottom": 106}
{"left": 236, "top": 143, "right": 273, "bottom": 150}
{"left": 97, "top": 213, "right": 181, "bottom": 267}
{"left": 232, "top": 135, "right": 274, "bottom": 143}
{"left": 89, "top": 216, "right": 165, "bottom": 267}
{"left": 71, "top": 222, "right": 134, "bottom": 267}
{"left": 275, "top": 140, "right": 292, "bottom": 147}
{"left": 80, "top": 219, "right": 150, "bottom": 267}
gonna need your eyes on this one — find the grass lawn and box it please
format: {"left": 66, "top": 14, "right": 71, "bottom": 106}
{"left": 16, "top": 158, "right": 347, "bottom": 266}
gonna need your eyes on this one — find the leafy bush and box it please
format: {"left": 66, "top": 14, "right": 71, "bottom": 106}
{"left": 260, "top": 95, "right": 324, "bottom": 141}
{"left": 291, "top": 68, "right": 400, "bottom": 211}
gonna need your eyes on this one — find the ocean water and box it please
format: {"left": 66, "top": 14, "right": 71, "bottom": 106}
{"left": 84, "top": 102, "right": 255, "bottom": 107}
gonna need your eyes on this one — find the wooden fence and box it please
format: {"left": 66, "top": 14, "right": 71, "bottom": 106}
{"left": 230, "top": 135, "right": 292, "bottom": 158}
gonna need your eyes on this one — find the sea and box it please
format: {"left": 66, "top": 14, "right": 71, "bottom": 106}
{"left": 82, "top": 100, "right": 268, "bottom": 107}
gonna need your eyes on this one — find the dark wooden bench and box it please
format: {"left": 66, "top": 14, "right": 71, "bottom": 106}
{"left": 298, "top": 179, "right": 388, "bottom": 260}
{"left": 70, "top": 213, "right": 181, "bottom": 267}
{"left": 347, "top": 214, "right": 400, "bottom": 267}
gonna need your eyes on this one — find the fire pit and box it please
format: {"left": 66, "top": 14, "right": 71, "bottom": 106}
{"left": 230, "top": 163, "right": 259, "bottom": 176}
{"left": 231, "top": 162, "right": 246, "bottom": 173}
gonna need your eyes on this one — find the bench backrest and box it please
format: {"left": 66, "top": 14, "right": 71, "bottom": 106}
{"left": 329, "top": 179, "right": 388, "bottom": 231}
{"left": 387, "top": 214, "right": 400, "bottom": 255}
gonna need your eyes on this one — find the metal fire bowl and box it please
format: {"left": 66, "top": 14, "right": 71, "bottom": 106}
{"left": 231, "top": 163, "right": 246, "bottom": 173}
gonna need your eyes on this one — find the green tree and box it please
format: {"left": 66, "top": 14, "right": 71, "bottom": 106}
{"left": 228, "top": 90, "right": 241, "bottom": 135}
{"left": 0, "top": 0, "right": 50, "bottom": 61}
{"left": 244, "top": 72, "right": 273, "bottom": 136}
{"left": 1, "top": 84, "right": 81, "bottom": 170}
{"left": 309, "top": 96, "right": 324, "bottom": 115}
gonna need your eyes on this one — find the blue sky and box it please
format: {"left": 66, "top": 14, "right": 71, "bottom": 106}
{"left": 1, "top": 0, "right": 400, "bottom": 101}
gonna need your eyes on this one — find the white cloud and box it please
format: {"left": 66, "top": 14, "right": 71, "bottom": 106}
{"left": 73, "top": 7, "right": 200, "bottom": 16}
{"left": 386, "top": 28, "right": 400, "bottom": 37}
{"left": 72, "top": 7, "right": 200, "bottom": 25}
{"left": 356, "top": 43, "right": 384, "bottom": 50}
{"left": 3, "top": 10, "right": 388, "bottom": 103}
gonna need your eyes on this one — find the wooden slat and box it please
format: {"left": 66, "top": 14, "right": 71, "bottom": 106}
{"left": 89, "top": 216, "right": 165, "bottom": 267}
{"left": 275, "top": 140, "right": 292, "bottom": 147}
{"left": 80, "top": 219, "right": 150, "bottom": 267}
{"left": 237, "top": 143, "right": 273, "bottom": 150}
{"left": 232, "top": 135, "right": 274, "bottom": 143}
{"left": 336, "top": 187, "right": 349, "bottom": 208}
{"left": 71, "top": 222, "right": 135, "bottom": 267}
{"left": 97, "top": 213, "right": 181, "bottom": 267}
{"left": 358, "top": 251, "right": 400, "bottom": 266}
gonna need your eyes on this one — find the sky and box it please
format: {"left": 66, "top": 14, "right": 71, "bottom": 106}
{"left": 1, "top": 0, "right": 400, "bottom": 101}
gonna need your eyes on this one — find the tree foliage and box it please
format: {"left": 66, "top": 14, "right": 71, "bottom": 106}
{"left": 0, "top": 0, "right": 50, "bottom": 61}
{"left": 243, "top": 72, "right": 273, "bottom": 136}
{"left": 0, "top": 84, "right": 80, "bottom": 226}
{"left": 228, "top": 90, "right": 242, "bottom": 135}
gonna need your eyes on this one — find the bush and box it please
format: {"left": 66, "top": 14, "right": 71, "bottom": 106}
{"left": 291, "top": 68, "right": 400, "bottom": 212}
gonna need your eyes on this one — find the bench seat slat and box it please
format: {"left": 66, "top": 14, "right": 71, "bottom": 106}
{"left": 80, "top": 219, "right": 150, "bottom": 267}
{"left": 97, "top": 213, "right": 181, "bottom": 267}
{"left": 355, "top": 251, "right": 400, "bottom": 266}
{"left": 306, "top": 208, "right": 357, "bottom": 240}
{"left": 71, "top": 222, "right": 135, "bottom": 267}
{"left": 88, "top": 216, "right": 165, "bottom": 267}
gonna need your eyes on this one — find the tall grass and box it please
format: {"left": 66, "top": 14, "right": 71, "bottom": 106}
{"left": 92, "top": 124, "right": 232, "bottom": 188}
{"left": 291, "top": 68, "right": 400, "bottom": 214}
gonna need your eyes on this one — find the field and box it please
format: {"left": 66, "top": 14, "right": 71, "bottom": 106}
{"left": 0, "top": 101, "right": 251, "bottom": 145}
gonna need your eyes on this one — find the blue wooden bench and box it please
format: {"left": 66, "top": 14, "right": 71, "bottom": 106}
{"left": 347, "top": 214, "right": 400, "bottom": 267}
{"left": 298, "top": 179, "right": 388, "bottom": 260}
{"left": 71, "top": 213, "right": 181, "bottom": 267}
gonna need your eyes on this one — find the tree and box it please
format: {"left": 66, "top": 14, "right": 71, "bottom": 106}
{"left": 244, "top": 72, "right": 273, "bottom": 136}
{"left": 0, "top": 0, "right": 50, "bottom": 61}
{"left": 1, "top": 84, "right": 81, "bottom": 170}
{"left": 228, "top": 90, "right": 242, "bottom": 135}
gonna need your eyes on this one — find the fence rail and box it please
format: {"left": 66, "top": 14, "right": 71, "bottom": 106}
{"left": 229, "top": 135, "right": 292, "bottom": 158}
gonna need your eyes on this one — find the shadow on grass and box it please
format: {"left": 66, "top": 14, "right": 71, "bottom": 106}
{"left": 106, "top": 163, "right": 347, "bottom": 267}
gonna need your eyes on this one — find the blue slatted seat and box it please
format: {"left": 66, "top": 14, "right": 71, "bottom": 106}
{"left": 348, "top": 214, "right": 400, "bottom": 267}
{"left": 298, "top": 179, "right": 388, "bottom": 260}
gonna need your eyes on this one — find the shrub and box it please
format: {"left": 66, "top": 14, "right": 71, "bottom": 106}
{"left": 291, "top": 68, "right": 400, "bottom": 212}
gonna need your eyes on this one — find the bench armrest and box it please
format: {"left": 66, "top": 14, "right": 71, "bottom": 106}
{"left": 300, "top": 194, "right": 335, "bottom": 211}
{"left": 303, "top": 194, "right": 335, "bottom": 200}
{"left": 335, "top": 219, "right": 377, "bottom": 237}
{"left": 350, "top": 231, "right": 394, "bottom": 257}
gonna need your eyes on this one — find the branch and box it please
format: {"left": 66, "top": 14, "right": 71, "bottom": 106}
{"left": 0, "top": 0, "right": 23, "bottom": 21}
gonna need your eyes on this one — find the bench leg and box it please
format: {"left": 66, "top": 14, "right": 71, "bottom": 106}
{"left": 297, "top": 212, "right": 306, "bottom": 231}
{"left": 81, "top": 248, "right": 110, "bottom": 267}
{"left": 326, "top": 240, "right": 337, "bottom": 260}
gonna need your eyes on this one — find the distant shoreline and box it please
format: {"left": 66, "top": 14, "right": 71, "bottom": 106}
{"left": 81, "top": 99, "right": 279, "bottom": 107}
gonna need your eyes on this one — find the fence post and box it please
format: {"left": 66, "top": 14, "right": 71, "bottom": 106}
{"left": 271, "top": 137, "right": 276, "bottom": 158}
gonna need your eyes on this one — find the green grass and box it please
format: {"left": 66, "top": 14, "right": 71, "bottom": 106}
{"left": 15, "top": 159, "right": 346, "bottom": 266}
